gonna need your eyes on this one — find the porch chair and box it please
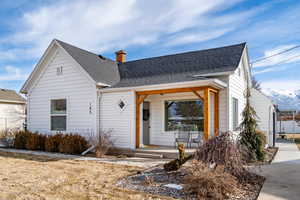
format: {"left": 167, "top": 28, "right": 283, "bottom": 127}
{"left": 174, "top": 127, "right": 191, "bottom": 148}
{"left": 190, "top": 131, "right": 204, "bottom": 147}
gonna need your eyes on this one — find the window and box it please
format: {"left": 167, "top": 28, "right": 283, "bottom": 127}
{"left": 51, "top": 99, "right": 66, "bottom": 131}
{"left": 56, "top": 66, "right": 63, "bottom": 75}
{"left": 165, "top": 100, "right": 203, "bottom": 131}
{"left": 232, "top": 97, "right": 239, "bottom": 130}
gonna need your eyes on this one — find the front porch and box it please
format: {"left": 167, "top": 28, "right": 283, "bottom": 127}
{"left": 135, "top": 84, "right": 223, "bottom": 149}
{"left": 135, "top": 145, "right": 197, "bottom": 159}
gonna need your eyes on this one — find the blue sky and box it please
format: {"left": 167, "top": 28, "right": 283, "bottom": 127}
{"left": 0, "top": 0, "right": 300, "bottom": 93}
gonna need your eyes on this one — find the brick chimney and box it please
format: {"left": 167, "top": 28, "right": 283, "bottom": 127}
{"left": 115, "top": 50, "right": 126, "bottom": 63}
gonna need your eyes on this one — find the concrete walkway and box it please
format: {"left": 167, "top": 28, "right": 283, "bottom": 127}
{"left": 0, "top": 148, "right": 170, "bottom": 168}
{"left": 258, "top": 139, "right": 300, "bottom": 200}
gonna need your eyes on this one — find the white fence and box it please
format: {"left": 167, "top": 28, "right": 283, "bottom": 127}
{"left": 277, "top": 120, "right": 300, "bottom": 134}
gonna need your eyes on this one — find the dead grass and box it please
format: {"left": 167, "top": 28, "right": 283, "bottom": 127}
{"left": 0, "top": 151, "right": 172, "bottom": 200}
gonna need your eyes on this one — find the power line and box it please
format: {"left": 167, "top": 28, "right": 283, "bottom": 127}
{"left": 270, "top": 53, "right": 300, "bottom": 66}
{"left": 251, "top": 44, "right": 300, "bottom": 64}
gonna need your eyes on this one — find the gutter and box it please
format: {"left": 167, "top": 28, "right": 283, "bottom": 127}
{"left": 98, "top": 79, "right": 227, "bottom": 93}
{"left": 0, "top": 99, "right": 26, "bottom": 104}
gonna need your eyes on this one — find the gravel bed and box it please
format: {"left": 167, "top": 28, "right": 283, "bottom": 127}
{"left": 117, "top": 163, "right": 265, "bottom": 200}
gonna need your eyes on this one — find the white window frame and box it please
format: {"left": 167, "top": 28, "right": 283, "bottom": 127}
{"left": 50, "top": 98, "right": 67, "bottom": 131}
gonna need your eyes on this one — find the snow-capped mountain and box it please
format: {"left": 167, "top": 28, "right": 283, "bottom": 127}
{"left": 262, "top": 88, "right": 300, "bottom": 111}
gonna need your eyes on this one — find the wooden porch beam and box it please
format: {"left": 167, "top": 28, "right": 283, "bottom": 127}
{"left": 203, "top": 88, "right": 210, "bottom": 141}
{"left": 136, "top": 86, "right": 208, "bottom": 95}
{"left": 137, "top": 94, "right": 148, "bottom": 105}
{"left": 191, "top": 90, "right": 204, "bottom": 101}
{"left": 208, "top": 87, "right": 219, "bottom": 94}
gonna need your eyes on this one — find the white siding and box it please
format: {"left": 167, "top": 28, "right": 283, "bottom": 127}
{"left": 214, "top": 76, "right": 229, "bottom": 133}
{"left": 27, "top": 47, "right": 97, "bottom": 136}
{"left": 250, "top": 88, "right": 275, "bottom": 145}
{"left": 0, "top": 103, "right": 25, "bottom": 131}
{"left": 228, "top": 59, "right": 248, "bottom": 131}
{"left": 99, "top": 91, "right": 135, "bottom": 149}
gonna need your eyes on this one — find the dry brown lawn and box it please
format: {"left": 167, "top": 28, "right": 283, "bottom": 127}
{"left": 0, "top": 151, "right": 172, "bottom": 200}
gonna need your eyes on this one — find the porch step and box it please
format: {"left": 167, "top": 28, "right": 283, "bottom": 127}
{"left": 133, "top": 152, "right": 163, "bottom": 159}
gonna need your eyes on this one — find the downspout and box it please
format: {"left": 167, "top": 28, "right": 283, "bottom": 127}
{"left": 82, "top": 90, "right": 102, "bottom": 156}
{"left": 97, "top": 90, "right": 103, "bottom": 134}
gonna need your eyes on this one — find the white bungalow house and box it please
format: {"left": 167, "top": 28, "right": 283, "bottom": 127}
{"left": 21, "top": 39, "right": 253, "bottom": 149}
{"left": 0, "top": 89, "right": 26, "bottom": 131}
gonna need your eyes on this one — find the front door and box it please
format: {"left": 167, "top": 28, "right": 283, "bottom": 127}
{"left": 143, "top": 102, "right": 150, "bottom": 145}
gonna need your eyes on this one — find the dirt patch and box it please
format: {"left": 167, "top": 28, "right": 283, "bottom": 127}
{"left": 0, "top": 151, "right": 172, "bottom": 200}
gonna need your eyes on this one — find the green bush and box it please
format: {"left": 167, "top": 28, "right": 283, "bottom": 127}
{"left": 45, "top": 133, "right": 64, "bottom": 152}
{"left": 14, "top": 130, "right": 31, "bottom": 149}
{"left": 26, "top": 132, "right": 46, "bottom": 151}
{"left": 58, "top": 134, "right": 88, "bottom": 154}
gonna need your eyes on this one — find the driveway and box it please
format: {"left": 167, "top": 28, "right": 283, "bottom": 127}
{"left": 258, "top": 139, "right": 300, "bottom": 200}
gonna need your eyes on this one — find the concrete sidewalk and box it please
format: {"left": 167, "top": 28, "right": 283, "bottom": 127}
{"left": 0, "top": 147, "right": 170, "bottom": 168}
{"left": 258, "top": 140, "right": 300, "bottom": 200}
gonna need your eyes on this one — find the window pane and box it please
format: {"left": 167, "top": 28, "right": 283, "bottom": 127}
{"left": 165, "top": 100, "right": 203, "bottom": 131}
{"left": 51, "top": 116, "right": 66, "bottom": 131}
{"left": 51, "top": 99, "right": 66, "bottom": 114}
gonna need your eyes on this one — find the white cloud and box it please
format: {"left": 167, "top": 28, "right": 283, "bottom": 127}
{"left": 0, "top": 66, "right": 29, "bottom": 81}
{"left": 166, "top": 29, "right": 232, "bottom": 46}
{"left": 253, "top": 44, "right": 300, "bottom": 68}
{"left": 1, "top": 0, "right": 258, "bottom": 60}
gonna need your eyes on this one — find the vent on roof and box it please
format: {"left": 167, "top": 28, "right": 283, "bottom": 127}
{"left": 98, "top": 55, "right": 106, "bottom": 60}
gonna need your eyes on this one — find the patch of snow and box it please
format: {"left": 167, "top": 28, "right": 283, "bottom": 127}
{"left": 164, "top": 184, "right": 183, "bottom": 190}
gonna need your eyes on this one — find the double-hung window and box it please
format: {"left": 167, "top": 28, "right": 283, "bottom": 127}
{"left": 165, "top": 100, "right": 204, "bottom": 131}
{"left": 232, "top": 97, "right": 239, "bottom": 130}
{"left": 50, "top": 99, "right": 67, "bottom": 131}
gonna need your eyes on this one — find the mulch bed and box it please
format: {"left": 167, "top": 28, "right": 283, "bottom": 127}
{"left": 117, "top": 162, "right": 265, "bottom": 200}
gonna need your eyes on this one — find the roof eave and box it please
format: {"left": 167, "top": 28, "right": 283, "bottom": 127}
{"left": 0, "top": 99, "right": 26, "bottom": 104}
{"left": 99, "top": 79, "right": 227, "bottom": 93}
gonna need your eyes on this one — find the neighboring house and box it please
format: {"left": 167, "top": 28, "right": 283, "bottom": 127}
{"left": 21, "top": 39, "right": 252, "bottom": 149}
{"left": 0, "top": 89, "right": 26, "bottom": 131}
{"left": 250, "top": 88, "right": 277, "bottom": 147}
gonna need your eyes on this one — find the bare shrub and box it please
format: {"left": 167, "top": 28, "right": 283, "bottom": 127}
{"left": 26, "top": 132, "right": 46, "bottom": 151}
{"left": 90, "top": 130, "right": 114, "bottom": 158}
{"left": 14, "top": 130, "right": 32, "bottom": 149}
{"left": 184, "top": 160, "right": 238, "bottom": 200}
{"left": 195, "top": 132, "right": 253, "bottom": 182}
{"left": 58, "top": 134, "right": 89, "bottom": 154}
{"left": 45, "top": 133, "right": 64, "bottom": 152}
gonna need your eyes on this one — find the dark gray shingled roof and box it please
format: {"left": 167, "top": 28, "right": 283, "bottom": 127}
{"left": 0, "top": 89, "right": 26, "bottom": 103}
{"left": 56, "top": 40, "right": 120, "bottom": 86}
{"left": 114, "top": 43, "right": 246, "bottom": 88}
{"left": 55, "top": 40, "right": 245, "bottom": 88}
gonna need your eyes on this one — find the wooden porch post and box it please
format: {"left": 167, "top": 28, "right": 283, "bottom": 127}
{"left": 204, "top": 88, "right": 210, "bottom": 141}
{"left": 135, "top": 93, "right": 140, "bottom": 148}
{"left": 135, "top": 93, "right": 148, "bottom": 148}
